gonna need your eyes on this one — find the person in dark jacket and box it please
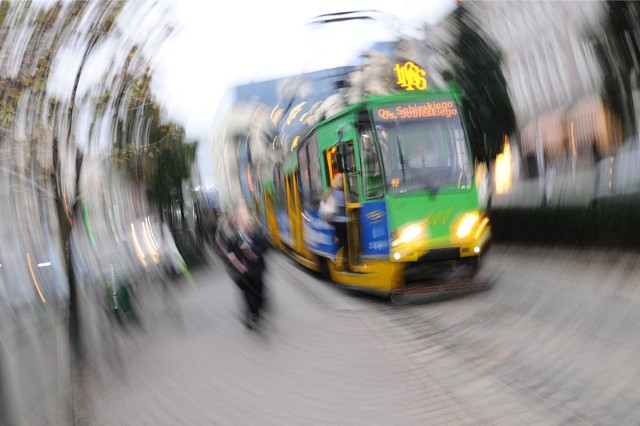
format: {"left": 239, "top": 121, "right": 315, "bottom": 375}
{"left": 224, "top": 202, "right": 269, "bottom": 328}
{"left": 214, "top": 213, "right": 236, "bottom": 262}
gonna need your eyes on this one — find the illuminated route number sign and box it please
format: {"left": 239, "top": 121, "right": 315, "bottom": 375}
{"left": 394, "top": 61, "right": 427, "bottom": 91}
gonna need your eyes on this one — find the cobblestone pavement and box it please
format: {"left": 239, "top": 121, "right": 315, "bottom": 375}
{"left": 71, "top": 245, "right": 640, "bottom": 425}
{"left": 369, "top": 244, "right": 640, "bottom": 425}
{"left": 73, "top": 250, "right": 455, "bottom": 425}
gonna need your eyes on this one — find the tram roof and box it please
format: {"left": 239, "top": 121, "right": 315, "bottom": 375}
{"left": 273, "top": 81, "right": 465, "bottom": 157}
{"left": 232, "top": 66, "right": 356, "bottom": 109}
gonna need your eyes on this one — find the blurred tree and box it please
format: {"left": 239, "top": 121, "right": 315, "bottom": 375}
{"left": 111, "top": 74, "right": 196, "bottom": 228}
{"left": 0, "top": 0, "right": 175, "bottom": 366}
{"left": 0, "top": 0, "right": 180, "bottom": 421}
{"left": 591, "top": 0, "right": 640, "bottom": 139}
{"left": 442, "top": 4, "right": 516, "bottom": 162}
{"left": 146, "top": 127, "right": 196, "bottom": 226}
{"left": 42, "top": 0, "right": 124, "bottom": 360}
{"left": 0, "top": 1, "right": 127, "bottom": 420}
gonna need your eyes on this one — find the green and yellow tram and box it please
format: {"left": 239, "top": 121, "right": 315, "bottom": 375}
{"left": 254, "top": 63, "right": 491, "bottom": 298}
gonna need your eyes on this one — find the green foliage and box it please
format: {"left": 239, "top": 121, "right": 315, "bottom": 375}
{"left": 145, "top": 121, "right": 196, "bottom": 215}
{"left": 112, "top": 74, "right": 195, "bottom": 219}
{"left": 0, "top": 0, "right": 10, "bottom": 29}
{"left": 442, "top": 5, "right": 516, "bottom": 162}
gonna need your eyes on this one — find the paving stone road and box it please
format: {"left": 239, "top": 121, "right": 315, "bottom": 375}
{"left": 70, "top": 245, "right": 640, "bottom": 425}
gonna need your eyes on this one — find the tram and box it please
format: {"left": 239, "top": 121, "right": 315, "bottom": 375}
{"left": 253, "top": 61, "right": 491, "bottom": 298}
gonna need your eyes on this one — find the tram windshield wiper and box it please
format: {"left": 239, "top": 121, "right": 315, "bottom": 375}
{"left": 421, "top": 182, "right": 440, "bottom": 197}
{"left": 395, "top": 136, "right": 406, "bottom": 182}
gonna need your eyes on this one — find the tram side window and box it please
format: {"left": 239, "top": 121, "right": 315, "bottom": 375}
{"left": 298, "top": 143, "right": 311, "bottom": 211}
{"left": 452, "top": 126, "right": 472, "bottom": 187}
{"left": 274, "top": 165, "right": 287, "bottom": 211}
{"left": 344, "top": 142, "right": 359, "bottom": 200}
{"left": 307, "top": 136, "right": 323, "bottom": 207}
{"left": 359, "top": 128, "right": 383, "bottom": 199}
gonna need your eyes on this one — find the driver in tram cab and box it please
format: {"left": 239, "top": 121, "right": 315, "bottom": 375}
{"left": 408, "top": 142, "right": 432, "bottom": 168}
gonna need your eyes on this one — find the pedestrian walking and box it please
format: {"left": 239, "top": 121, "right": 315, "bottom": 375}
{"left": 214, "top": 213, "right": 236, "bottom": 260}
{"left": 223, "top": 201, "right": 269, "bottom": 329}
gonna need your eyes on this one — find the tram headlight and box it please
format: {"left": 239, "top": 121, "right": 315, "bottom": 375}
{"left": 456, "top": 212, "right": 479, "bottom": 239}
{"left": 391, "top": 223, "right": 425, "bottom": 247}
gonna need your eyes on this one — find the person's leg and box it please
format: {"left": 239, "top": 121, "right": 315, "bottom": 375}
{"left": 245, "top": 275, "right": 264, "bottom": 326}
{"left": 236, "top": 276, "right": 252, "bottom": 327}
{"left": 334, "top": 222, "right": 348, "bottom": 270}
{"left": 251, "top": 275, "right": 264, "bottom": 320}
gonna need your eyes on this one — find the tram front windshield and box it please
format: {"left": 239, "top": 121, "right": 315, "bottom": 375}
{"left": 373, "top": 102, "right": 473, "bottom": 195}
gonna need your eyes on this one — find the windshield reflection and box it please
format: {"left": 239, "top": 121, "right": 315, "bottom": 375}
{"left": 374, "top": 111, "right": 473, "bottom": 194}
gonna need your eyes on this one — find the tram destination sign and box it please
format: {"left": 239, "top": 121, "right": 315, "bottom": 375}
{"left": 376, "top": 101, "right": 459, "bottom": 121}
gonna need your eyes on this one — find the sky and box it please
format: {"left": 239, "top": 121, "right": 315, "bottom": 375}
{"left": 151, "top": 0, "right": 457, "bottom": 144}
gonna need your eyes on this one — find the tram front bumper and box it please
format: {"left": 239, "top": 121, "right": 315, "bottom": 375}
{"left": 389, "top": 229, "right": 491, "bottom": 263}
{"left": 402, "top": 250, "right": 478, "bottom": 283}
{"left": 390, "top": 217, "right": 492, "bottom": 262}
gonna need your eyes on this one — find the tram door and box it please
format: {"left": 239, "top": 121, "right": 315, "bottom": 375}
{"left": 341, "top": 141, "right": 363, "bottom": 267}
{"left": 265, "top": 189, "right": 280, "bottom": 248}
{"left": 288, "top": 171, "right": 303, "bottom": 253}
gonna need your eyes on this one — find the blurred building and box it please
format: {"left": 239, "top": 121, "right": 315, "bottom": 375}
{"left": 210, "top": 67, "right": 356, "bottom": 213}
{"left": 474, "top": 1, "right": 602, "bottom": 123}
{"left": 423, "top": 0, "right": 640, "bottom": 206}
{"left": 430, "top": 1, "right": 616, "bottom": 174}
{"left": 483, "top": 2, "right": 620, "bottom": 176}
{"left": 210, "top": 81, "right": 284, "bottom": 213}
